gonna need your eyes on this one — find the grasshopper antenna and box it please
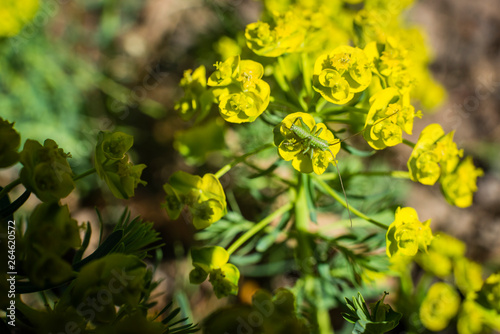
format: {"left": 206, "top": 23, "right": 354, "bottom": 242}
{"left": 330, "top": 150, "right": 353, "bottom": 227}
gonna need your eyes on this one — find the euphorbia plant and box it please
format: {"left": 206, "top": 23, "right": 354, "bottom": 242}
{"left": 168, "top": 0, "right": 495, "bottom": 333}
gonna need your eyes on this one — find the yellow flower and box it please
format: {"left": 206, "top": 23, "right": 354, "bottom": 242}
{"left": 408, "top": 124, "right": 463, "bottom": 185}
{"left": 190, "top": 246, "right": 240, "bottom": 298}
{"left": 245, "top": 11, "right": 306, "bottom": 57}
{"left": 218, "top": 86, "right": 269, "bottom": 123}
{"left": 275, "top": 112, "right": 340, "bottom": 175}
{"left": 363, "top": 88, "right": 418, "bottom": 150}
{"left": 419, "top": 282, "right": 460, "bottom": 332}
{"left": 19, "top": 139, "right": 75, "bottom": 203}
{"left": 163, "top": 172, "right": 227, "bottom": 229}
{"left": 386, "top": 207, "right": 433, "bottom": 258}
{"left": 454, "top": 258, "right": 483, "bottom": 296}
{"left": 313, "top": 45, "right": 372, "bottom": 104}
{"left": 480, "top": 273, "right": 500, "bottom": 313}
{"left": 416, "top": 233, "right": 465, "bottom": 278}
{"left": 175, "top": 66, "right": 213, "bottom": 121}
{"left": 0, "top": 0, "right": 39, "bottom": 37}
{"left": 456, "top": 299, "right": 500, "bottom": 334}
{"left": 441, "top": 156, "right": 483, "bottom": 208}
{"left": 0, "top": 118, "right": 21, "bottom": 168}
{"left": 208, "top": 55, "right": 270, "bottom": 123}
{"left": 94, "top": 132, "right": 147, "bottom": 200}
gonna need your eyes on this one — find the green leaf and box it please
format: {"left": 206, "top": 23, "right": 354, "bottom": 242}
{"left": 72, "top": 230, "right": 123, "bottom": 271}
{"left": 342, "top": 292, "right": 402, "bottom": 334}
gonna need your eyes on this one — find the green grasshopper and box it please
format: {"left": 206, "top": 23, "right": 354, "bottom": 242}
{"left": 286, "top": 116, "right": 352, "bottom": 226}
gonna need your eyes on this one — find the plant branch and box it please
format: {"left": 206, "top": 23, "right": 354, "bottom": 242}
{"left": 313, "top": 176, "right": 389, "bottom": 230}
{"left": 0, "top": 178, "right": 22, "bottom": 200}
{"left": 403, "top": 138, "right": 416, "bottom": 148}
{"left": 226, "top": 202, "right": 293, "bottom": 256}
{"left": 215, "top": 143, "right": 274, "bottom": 179}
{"left": 73, "top": 167, "right": 97, "bottom": 181}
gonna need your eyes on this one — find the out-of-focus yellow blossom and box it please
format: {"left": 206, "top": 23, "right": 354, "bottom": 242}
{"left": 0, "top": 0, "right": 39, "bottom": 37}
{"left": 457, "top": 299, "right": 500, "bottom": 334}
{"left": 313, "top": 46, "right": 372, "bottom": 105}
{"left": 480, "top": 273, "right": 500, "bottom": 313}
{"left": 363, "top": 31, "right": 446, "bottom": 109}
{"left": 70, "top": 254, "right": 148, "bottom": 323}
{"left": 418, "top": 250, "right": 451, "bottom": 279}
{"left": 163, "top": 172, "right": 227, "bottom": 229}
{"left": 0, "top": 118, "right": 21, "bottom": 168}
{"left": 363, "top": 88, "right": 420, "bottom": 150}
{"left": 388, "top": 252, "right": 413, "bottom": 275}
{"left": 245, "top": 11, "right": 306, "bottom": 57}
{"left": 274, "top": 112, "right": 340, "bottom": 175}
{"left": 214, "top": 36, "right": 242, "bottom": 60}
{"left": 378, "top": 38, "right": 409, "bottom": 78}
{"left": 454, "top": 258, "right": 483, "bottom": 296}
{"left": 416, "top": 233, "right": 465, "bottom": 278}
{"left": 207, "top": 55, "right": 270, "bottom": 123}
{"left": 94, "top": 132, "right": 147, "bottom": 200}
{"left": 441, "top": 156, "right": 484, "bottom": 208}
{"left": 432, "top": 233, "right": 466, "bottom": 258}
{"left": 408, "top": 124, "right": 463, "bottom": 185}
{"left": 24, "top": 203, "right": 81, "bottom": 286}
{"left": 419, "top": 282, "right": 460, "bottom": 332}
{"left": 175, "top": 66, "right": 214, "bottom": 121}
{"left": 189, "top": 246, "right": 240, "bottom": 298}
{"left": 386, "top": 207, "right": 432, "bottom": 258}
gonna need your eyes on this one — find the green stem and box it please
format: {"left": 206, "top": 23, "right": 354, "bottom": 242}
{"left": 403, "top": 139, "right": 416, "bottom": 148}
{"left": 317, "top": 306, "right": 334, "bottom": 334}
{"left": 0, "top": 178, "right": 22, "bottom": 199}
{"left": 296, "top": 174, "right": 333, "bottom": 334}
{"left": 295, "top": 174, "right": 313, "bottom": 259}
{"left": 301, "top": 52, "right": 313, "bottom": 98}
{"left": 313, "top": 176, "right": 389, "bottom": 230}
{"left": 374, "top": 71, "right": 387, "bottom": 89}
{"left": 73, "top": 167, "right": 97, "bottom": 181}
{"left": 214, "top": 143, "right": 274, "bottom": 179}
{"left": 277, "top": 56, "right": 308, "bottom": 112}
{"left": 270, "top": 99, "right": 302, "bottom": 113}
{"left": 241, "top": 160, "right": 296, "bottom": 187}
{"left": 308, "top": 92, "right": 321, "bottom": 112}
{"left": 226, "top": 202, "right": 293, "bottom": 256}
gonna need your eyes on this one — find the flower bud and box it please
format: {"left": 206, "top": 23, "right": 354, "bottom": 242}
{"left": 20, "top": 139, "right": 75, "bottom": 202}
{"left": 0, "top": 118, "right": 21, "bottom": 168}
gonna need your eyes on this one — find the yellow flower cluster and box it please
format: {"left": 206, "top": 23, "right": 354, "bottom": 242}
{"left": 0, "top": 0, "right": 39, "bottom": 37}
{"left": 163, "top": 172, "right": 227, "bottom": 229}
{"left": 274, "top": 112, "right": 340, "bottom": 175}
{"left": 189, "top": 246, "right": 240, "bottom": 298}
{"left": 174, "top": 66, "right": 213, "bottom": 121}
{"left": 312, "top": 46, "right": 372, "bottom": 105}
{"left": 385, "top": 207, "right": 433, "bottom": 258}
{"left": 363, "top": 87, "right": 420, "bottom": 150}
{"left": 408, "top": 124, "right": 483, "bottom": 207}
{"left": 419, "top": 282, "right": 461, "bottom": 331}
{"left": 208, "top": 55, "right": 270, "bottom": 123}
{"left": 415, "top": 232, "right": 500, "bottom": 333}
{"left": 245, "top": 11, "right": 306, "bottom": 57}
{"left": 95, "top": 132, "right": 147, "bottom": 200}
